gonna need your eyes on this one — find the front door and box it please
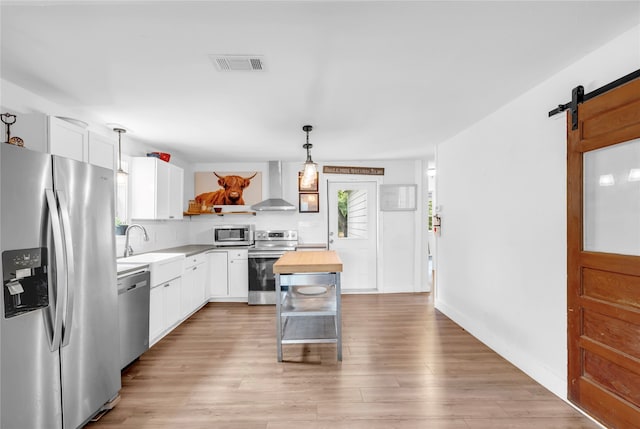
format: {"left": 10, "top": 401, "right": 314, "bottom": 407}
{"left": 567, "top": 77, "right": 640, "bottom": 428}
{"left": 328, "top": 181, "right": 377, "bottom": 292}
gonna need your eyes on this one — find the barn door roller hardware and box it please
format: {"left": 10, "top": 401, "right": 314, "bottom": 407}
{"left": 548, "top": 68, "right": 640, "bottom": 130}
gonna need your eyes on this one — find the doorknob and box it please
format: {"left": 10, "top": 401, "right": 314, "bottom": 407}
{"left": 329, "top": 239, "right": 334, "bottom": 244}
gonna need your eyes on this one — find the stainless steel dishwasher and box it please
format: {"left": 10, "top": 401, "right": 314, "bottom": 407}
{"left": 117, "top": 269, "right": 150, "bottom": 370}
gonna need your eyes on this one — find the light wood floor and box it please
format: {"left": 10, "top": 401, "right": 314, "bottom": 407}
{"left": 87, "top": 293, "right": 599, "bottom": 429}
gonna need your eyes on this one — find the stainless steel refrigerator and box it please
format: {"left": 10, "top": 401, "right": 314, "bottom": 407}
{"left": 1, "top": 143, "right": 121, "bottom": 428}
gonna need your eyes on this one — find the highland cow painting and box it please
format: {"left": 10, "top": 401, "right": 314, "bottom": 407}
{"left": 194, "top": 171, "right": 263, "bottom": 208}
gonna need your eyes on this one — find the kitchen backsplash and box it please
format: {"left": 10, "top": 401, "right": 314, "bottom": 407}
{"left": 114, "top": 220, "right": 192, "bottom": 258}
{"left": 115, "top": 213, "right": 327, "bottom": 258}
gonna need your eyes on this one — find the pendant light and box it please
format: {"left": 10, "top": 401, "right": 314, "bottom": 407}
{"left": 301, "top": 125, "right": 317, "bottom": 188}
{"left": 114, "top": 127, "right": 128, "bottom": 184}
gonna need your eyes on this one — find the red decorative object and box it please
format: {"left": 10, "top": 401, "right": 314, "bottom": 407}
{"left": 148, "top": 152, "right": 171, "bottom": 162}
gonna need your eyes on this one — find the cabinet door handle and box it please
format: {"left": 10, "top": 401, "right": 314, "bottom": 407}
{"left": 193, "top": 267, "right": 197, "bottom": 271}
{"left": 164, "top": 283, "right": 170, "bottom": 288}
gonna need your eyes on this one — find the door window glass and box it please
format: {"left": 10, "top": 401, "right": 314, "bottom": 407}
{"left": 584, "top": 138, "right": 640, "bottom": 256}
{"left": 337, "top": 189, "right": 368, "bottom": 239}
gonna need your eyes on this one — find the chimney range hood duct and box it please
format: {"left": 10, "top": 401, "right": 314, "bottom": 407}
{"left": 251, "top": 161, "right": 296, "bottom": 211}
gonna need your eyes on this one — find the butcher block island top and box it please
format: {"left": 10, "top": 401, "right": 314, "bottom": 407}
{"left": 273, "top": 250, "right": 343, "bottom": 274}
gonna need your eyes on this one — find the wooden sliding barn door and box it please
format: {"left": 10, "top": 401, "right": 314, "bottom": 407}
{"left": 567, "top": 77, "right": 640, "bottom": 428}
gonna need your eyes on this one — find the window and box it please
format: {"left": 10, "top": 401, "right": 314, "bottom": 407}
{"left": 115, "top": 159, "right": 128, "bottom": 226}
{"left": 337, "top": 189, "right": 368, "bottom": 238}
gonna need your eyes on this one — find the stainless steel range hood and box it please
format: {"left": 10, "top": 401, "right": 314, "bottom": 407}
{"left": 251, "top": 161, "right": 296, "bottom": 211}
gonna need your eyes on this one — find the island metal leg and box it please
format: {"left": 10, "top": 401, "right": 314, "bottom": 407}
{"left": 275, "top": 273, "right": 283, "bottom": 362}
{"left": 336, "top": 272, "right": 342, "bottom": 361}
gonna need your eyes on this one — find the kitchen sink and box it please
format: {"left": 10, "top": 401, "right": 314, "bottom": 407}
{"left": 116, "top": 262, "right": 148, "bottom": 275}
{"left": 117, "top": 252, "right": 185, "bottom": 287}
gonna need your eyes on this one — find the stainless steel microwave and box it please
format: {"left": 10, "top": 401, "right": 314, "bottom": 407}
{"left": 213, "top": 224, "right": 254, "bottom": 246}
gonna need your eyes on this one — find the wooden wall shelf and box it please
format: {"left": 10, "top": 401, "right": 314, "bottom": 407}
{"left": 183, "top": 211, "right": 256, "bottom": 217}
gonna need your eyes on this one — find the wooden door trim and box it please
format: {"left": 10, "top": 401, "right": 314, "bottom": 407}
{"left": 580, "top": 298, "right": 640, "bottom": 326}
{"left": 567, "top": 111, "right": 583, "bottom": 402}
{"left": 579, "top": 79, "right": 640, "bottom": 120}
{"left": 580, "top": 378, "right": 640, "bottom": 429}
{"left": 579, "top": 336, "right": 640, "bottom": 374}
{"left": 577, "top": 79, "right": 640, "bottom": 152}
{"left": 581, "top": 252, "right": 640, "bottom": 276}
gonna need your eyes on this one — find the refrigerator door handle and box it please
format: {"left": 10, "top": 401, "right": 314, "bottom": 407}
{"left": 45, "top": 189, "right": 66, "bottom": 352}
{"left": 57, "top": 191, "right": 76, "bottom": 347}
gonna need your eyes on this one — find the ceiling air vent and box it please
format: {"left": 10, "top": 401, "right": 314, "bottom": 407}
{"left": 209, "top": 55, "right": 265, "bottom": 72}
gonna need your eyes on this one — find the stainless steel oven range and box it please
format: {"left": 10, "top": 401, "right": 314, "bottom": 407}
{"left": 247, "top": 230, "right": 298, "bottom": 305}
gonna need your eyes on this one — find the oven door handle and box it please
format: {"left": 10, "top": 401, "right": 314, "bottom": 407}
{"left": 249, "top": 252, "right": 286, "bottom": 258}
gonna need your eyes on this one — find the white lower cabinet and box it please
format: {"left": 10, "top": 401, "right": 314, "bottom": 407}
{"left": 228, "top": 250, "right": 248, "bottom": 299}
{"left": 145, "top": 254, "right": 185, "bottom": 347}
{"left": 163, "top": 278, "right": 182, "bottom": 329}
{"left": 192, "top": 261, "right": 207, "bottom": 308}
{"left": 149, "top": 285, "right": 164, "bottom": 342}
{"left": 181, "top": 253, "right": 208, "bottom": 318}
{"left": 208, "top": 251, "right": 229, "bottom": 298}
{"left": 180, "top": 267, "right": 192, "bottom": 319}
{"left": 149, "top": 277, "right": 182, "bottom": 346}
{"left": 207, "top": 249, "right": 248, "bottom": 301}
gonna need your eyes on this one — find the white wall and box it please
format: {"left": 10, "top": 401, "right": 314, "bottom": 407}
{"left": 434, "top": 25, "right": 640, "bottom": 399}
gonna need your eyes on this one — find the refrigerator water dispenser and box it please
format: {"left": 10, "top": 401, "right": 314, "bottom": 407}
{"left": 2, "top": 248, "right": 49, "bottom": 318}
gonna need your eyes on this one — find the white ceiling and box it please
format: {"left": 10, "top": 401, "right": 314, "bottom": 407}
{"left": 1, "top": 1, "right": 639, "bottom": 163}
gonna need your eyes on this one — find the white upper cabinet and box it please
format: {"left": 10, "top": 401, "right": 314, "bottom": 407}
{"left": 47, "top": 116, "right": 115, "bottom": 170}
{"left": 130, "top": 157, "right": 184, "bottom": 220}
{"left": 168, "top": 163, "right": 184, "bottom": 219}
{"left": 48, "top": 116, "right": 89, "bottom": 163}
{"left": 87, "top": 131, "right": 116, "bottom": 170}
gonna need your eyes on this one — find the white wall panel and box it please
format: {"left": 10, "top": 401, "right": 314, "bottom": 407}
{"left": 435, "top": 25, "right": 640, "bottom": 399}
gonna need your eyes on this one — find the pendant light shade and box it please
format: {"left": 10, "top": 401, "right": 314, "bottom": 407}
{"left": 301, "top": 125, "right": 317, "bottom": 188}
{"left": 114, "top": 127, "right": 128, "bottom": 184}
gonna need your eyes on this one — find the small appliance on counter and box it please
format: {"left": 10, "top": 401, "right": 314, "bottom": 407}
{"left": 213, "top": 224, "right": 254, "bottom": 247}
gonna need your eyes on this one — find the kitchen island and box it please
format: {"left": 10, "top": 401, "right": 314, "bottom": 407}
{"left": 273, "top": 250, "right": 343, "bottom": 361}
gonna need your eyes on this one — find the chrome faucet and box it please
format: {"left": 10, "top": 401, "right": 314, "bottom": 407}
{"left": 123, "top": 224, "right": 149, "bottom": 257}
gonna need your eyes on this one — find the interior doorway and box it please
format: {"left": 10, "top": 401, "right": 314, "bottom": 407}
{"left": 327, "top": 180, "right": 378, "bottom": 292}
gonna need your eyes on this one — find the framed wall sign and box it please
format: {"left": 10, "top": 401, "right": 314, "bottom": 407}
{"left": 380, "top": 184, "right": 417, "bottom": 211}
{"left": 323, "top": 165, "right": 385, "bottom": 175}
{"left": 298, "top": 171, "right": 319, "bottom": 192}
{"left": 299, "top": 193, "right": 319, "bottom": 213}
